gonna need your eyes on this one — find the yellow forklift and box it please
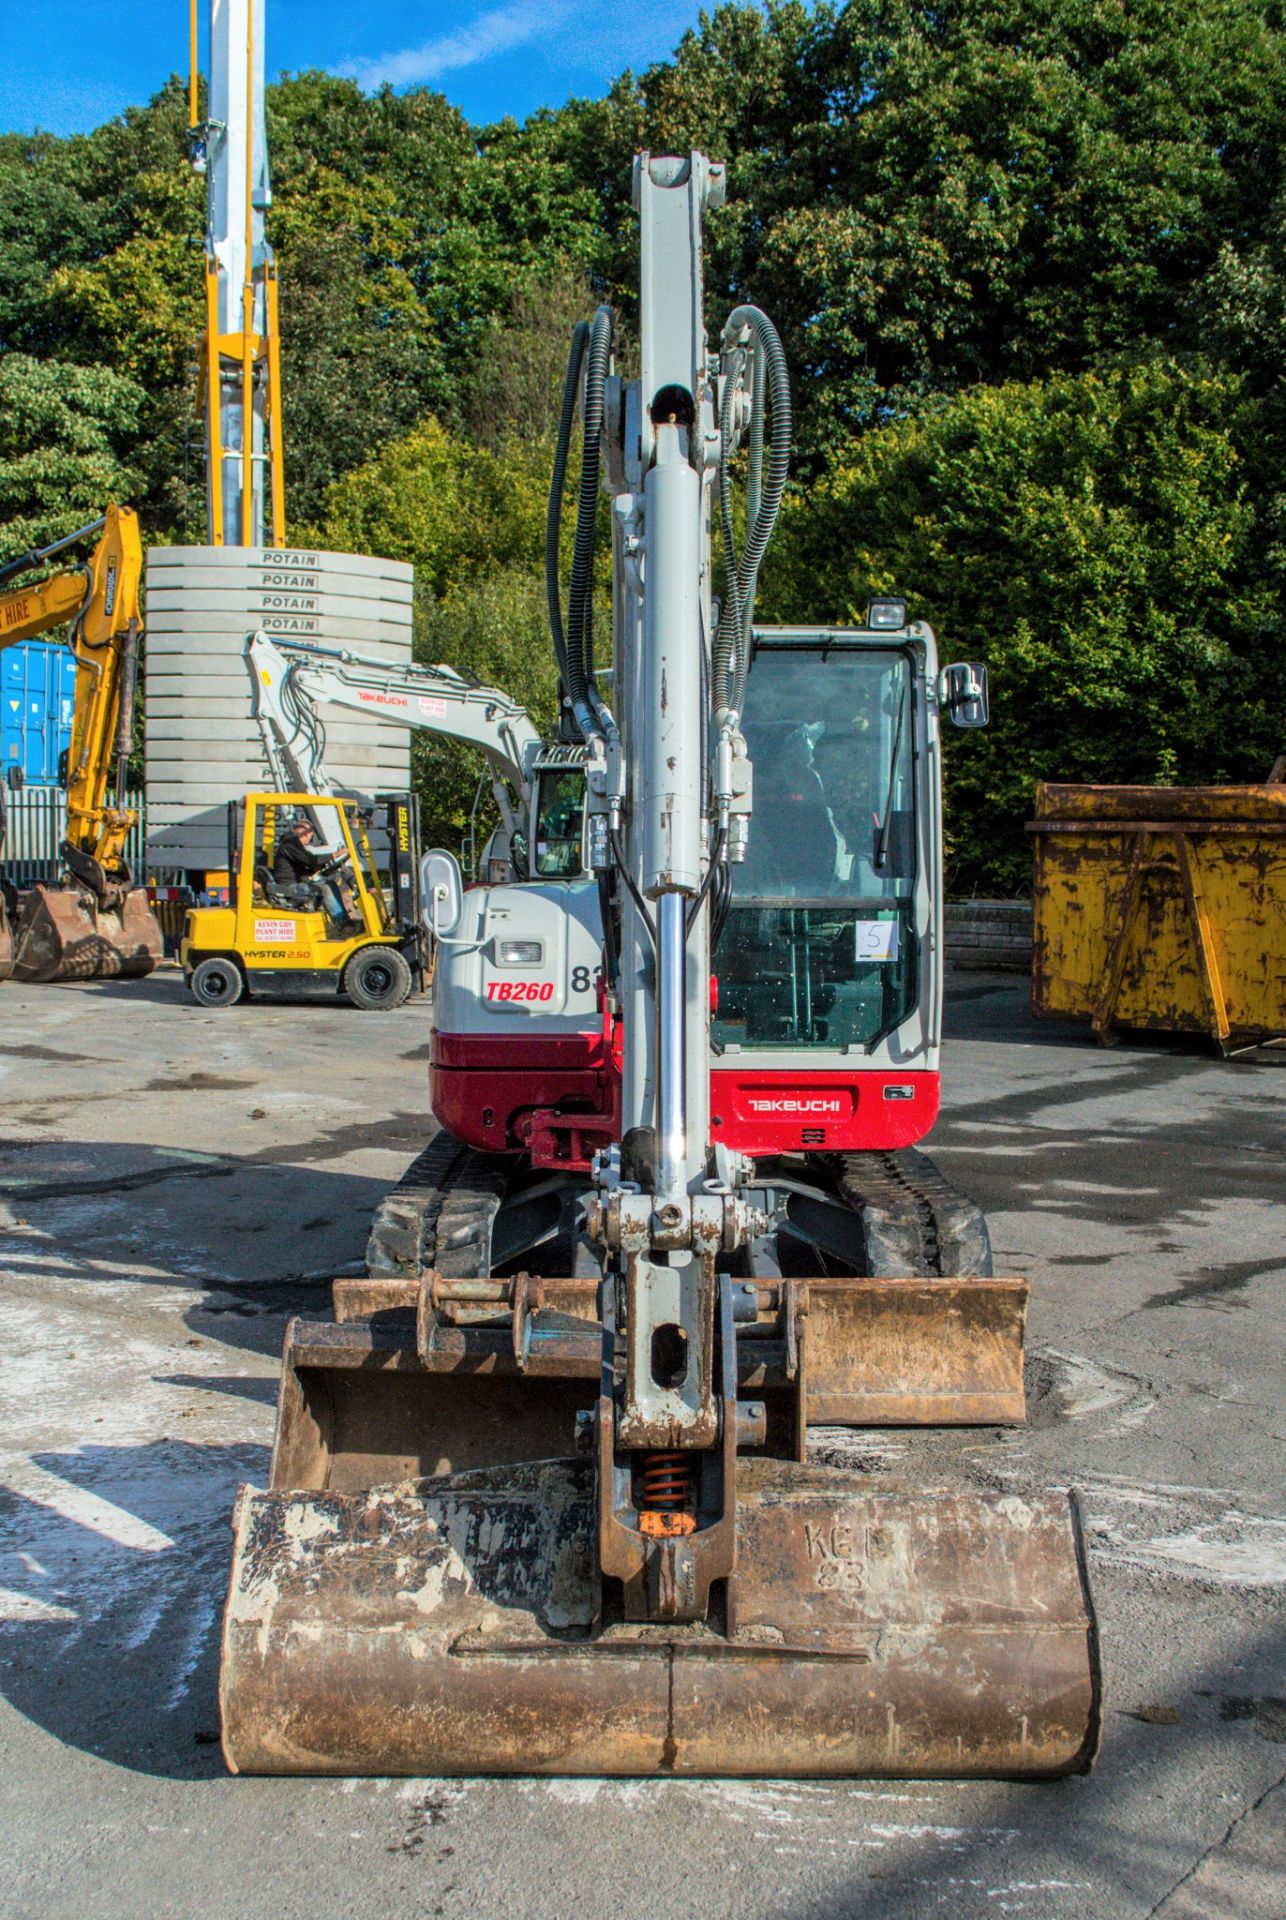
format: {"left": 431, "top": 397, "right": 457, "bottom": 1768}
{"left": 181, "top": 789, "right": 427, "bottom": 1009}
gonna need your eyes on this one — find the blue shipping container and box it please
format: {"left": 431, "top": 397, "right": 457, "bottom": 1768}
{"left": 1, "top": 641, "right": 76, "bottom": 785}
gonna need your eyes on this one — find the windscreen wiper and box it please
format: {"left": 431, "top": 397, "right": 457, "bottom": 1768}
{"left": 873, "top": 674, "right": 908, "bottom": 872}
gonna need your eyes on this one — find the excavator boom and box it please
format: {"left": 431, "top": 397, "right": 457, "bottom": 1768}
{"left": 245, "top": 630, "right": 541, "bottom": 856}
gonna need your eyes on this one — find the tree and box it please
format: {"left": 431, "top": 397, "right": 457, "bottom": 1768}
{"left": 0, "top": 356, "right": 145, "bottom": 554}
{"left": 606, "top": 0, "right": 1286, "bottom": 458}
{"left": 766, "top": 356, "right": 1276, "bottom": 893}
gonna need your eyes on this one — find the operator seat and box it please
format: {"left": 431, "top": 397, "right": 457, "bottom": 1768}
{"left": 739, "top": 730, "right": 836, "bottom": 893}
{"left": 253, "top": 862, "right": 314, "bottom": 910}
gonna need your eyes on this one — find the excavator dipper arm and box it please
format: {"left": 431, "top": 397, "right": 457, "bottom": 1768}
{"left": 246, "top": 630, "right": 539, "bottom": 854}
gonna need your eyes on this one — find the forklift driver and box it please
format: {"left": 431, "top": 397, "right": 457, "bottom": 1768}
{"left": 272, "top": 818, "right": 355, "bottom": 933}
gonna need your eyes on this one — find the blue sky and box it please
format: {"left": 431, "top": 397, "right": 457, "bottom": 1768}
{"left": 0, "top": 0, "right": 712, "bottom": 138}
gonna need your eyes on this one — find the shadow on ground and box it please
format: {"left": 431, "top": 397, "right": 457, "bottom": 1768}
{"left": 0, "top": 1440, "right": 270, "bottom": 1780}
{"left": 0, "top": 1133, "right": 429, "bottom": 1355}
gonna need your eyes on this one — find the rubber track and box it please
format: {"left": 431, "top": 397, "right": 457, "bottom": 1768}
{"left": 825, "top": 1147, "right": 993, "bottom": 1280}
{"left": 365, "top": 1129, "right": 501, "bottom": 1278}
{"left": 432, "top": 1153, "right": 509, "bottom": 1280}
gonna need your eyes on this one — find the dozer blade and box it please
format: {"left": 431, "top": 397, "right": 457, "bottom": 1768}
{"left": 221, "top": 1458, "right": 1100, "bottom": 1779}
{"left": 12, "top": 883, "right": 163, "bottom": 982}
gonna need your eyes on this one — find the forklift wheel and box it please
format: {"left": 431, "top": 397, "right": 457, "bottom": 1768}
{"left": 344, "top": 944, "right": 413, "bottom": 1011}
{"left": 189, "top": 957, "right": 245, "bottom": 1007}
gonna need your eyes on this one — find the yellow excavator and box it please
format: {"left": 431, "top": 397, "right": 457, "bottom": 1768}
{"left": 0, "top": 506, "right": 163, "bottom": 982}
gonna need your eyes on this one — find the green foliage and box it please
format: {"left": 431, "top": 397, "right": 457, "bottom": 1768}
{"left": 303, "top": 416, "right": 550, "bottom": 592}
{"left": 613, "top": 0, "right": 1286, "bottom": 459}
{"left": 4, "top": 5, "right": 1286, "bottom": 888}
{"left": 0, "top": 355, "right": 146, "bottom": 552}
{"left": 767, "top": 358, "right": 1277, "bottom": 893}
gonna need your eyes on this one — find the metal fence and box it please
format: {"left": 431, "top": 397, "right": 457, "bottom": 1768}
{"left": 0, "top": 786, "right": 145, "bottom": 888}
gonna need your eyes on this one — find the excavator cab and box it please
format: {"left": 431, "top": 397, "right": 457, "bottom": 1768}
{"left": 717, "top": 630, "right": 920, "bottom": 1058}
{"left": 181, "top": 790, "right": 427, "bottom": 1010}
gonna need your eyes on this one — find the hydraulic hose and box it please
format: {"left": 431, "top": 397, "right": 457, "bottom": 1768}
{"left": 546, "top": 320, "right": 589, "bottom": 723}
{"left": 714, "top": 304, "right": 792, "bottom": 719}
{"left": 686, "top": 828, "right": 728, "bottom": 932}
{"left": 566, "top": 304, "right": 614, "bottom": 742}
{"left": 597, "top": 868, "right": 620, "bottom": 993}
{"left": 714, "top": 366, "right": 744, "bottom": 719}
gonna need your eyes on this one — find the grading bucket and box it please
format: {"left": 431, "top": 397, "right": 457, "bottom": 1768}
{"left": 219, "top": 1272, "right": 1100, "bottom": 1779}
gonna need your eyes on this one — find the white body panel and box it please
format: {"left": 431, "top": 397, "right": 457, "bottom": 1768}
{"left": 433, "top": 880, "right": 604, "bottom": 1040}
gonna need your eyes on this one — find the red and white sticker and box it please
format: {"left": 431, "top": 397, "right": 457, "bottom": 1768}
{"left": 254, "top": 917, "right": 298, "bottom": 941}
{"left": 485, "top": 979, "right": 555, "bottom": 1002}
{"left": 418, "top": 695, "right": 448, "bottom": 717}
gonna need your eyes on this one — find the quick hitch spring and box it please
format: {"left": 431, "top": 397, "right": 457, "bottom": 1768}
{"left": 637, "top": 1451, "right": 697, "bottom": 1538}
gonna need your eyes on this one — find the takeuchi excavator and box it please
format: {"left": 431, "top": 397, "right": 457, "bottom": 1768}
{"left": 0, "top": 507, "right": 163, "bottom": 982}
{"left": 218, "top": 153, "right": 1101, "bottom": 1779}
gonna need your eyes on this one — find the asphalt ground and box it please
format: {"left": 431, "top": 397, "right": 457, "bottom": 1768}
{"left": 0, "top": 967, "right": 1282, "bottom": 1920}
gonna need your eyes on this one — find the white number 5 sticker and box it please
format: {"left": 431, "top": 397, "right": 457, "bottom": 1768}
{"left": 855, "top": 919, "right": 899, "bottom": 962}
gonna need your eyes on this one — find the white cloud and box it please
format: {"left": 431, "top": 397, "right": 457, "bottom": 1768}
{"left": 341, "top": 1, "right": 568, "bottom": 93}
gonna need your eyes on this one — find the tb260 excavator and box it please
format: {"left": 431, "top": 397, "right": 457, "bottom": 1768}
{"left": 0, "top": 507, "right": 163, "bottom": 982}
{"left": 219, "top": 153, "right": 1100, "bottom": 1778}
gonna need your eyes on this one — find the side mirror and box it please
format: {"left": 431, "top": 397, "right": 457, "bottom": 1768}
{"left": 940, "top": 662, "right": 989, "bottom": 729}
{"left": 420, "top": 848, "right": 463, "bottom": 939}
{"left": 5, "top": 765, "right": 23, "bottom": 792}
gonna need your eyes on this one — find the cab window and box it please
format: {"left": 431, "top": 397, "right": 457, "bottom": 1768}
{"left": 532, "top": 769, "right": 585, "bottom": 879}
{"left": 712, "top": 646, "right": 918, "bottom": 1054}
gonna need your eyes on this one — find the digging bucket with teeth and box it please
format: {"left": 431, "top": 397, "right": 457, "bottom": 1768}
{"left": 10, "top": 882, "right": 163, "bottom": 982}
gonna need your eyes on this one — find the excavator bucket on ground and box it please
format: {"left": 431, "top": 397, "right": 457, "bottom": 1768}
{"left": 220, "top": 1270, "right": 1100, "bottom": 1778}
{"left": 10, "top": 881, "right": 162, "bottom": 982}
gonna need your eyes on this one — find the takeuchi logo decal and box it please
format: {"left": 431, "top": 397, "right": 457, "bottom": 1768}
{"left": 747, "top": 1098, "right": 845, "bottom": 1114}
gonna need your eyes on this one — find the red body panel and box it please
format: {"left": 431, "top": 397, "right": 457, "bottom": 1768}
{"left": 431, "top": 1031, "right": 938, "bottom": 1163}
{"left": 710, "top": 1068, "right": 939, "bottom": 1152}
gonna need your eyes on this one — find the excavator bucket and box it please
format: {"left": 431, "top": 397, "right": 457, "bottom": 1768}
{"left": 219, "top": 1274, "right": 1101, "bottom": 1779}
{"left": 11, "top": 883, "right": 163, "bottom": 983}
{"left": 0, "top": 899, "right": 12, "bottom": 983}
